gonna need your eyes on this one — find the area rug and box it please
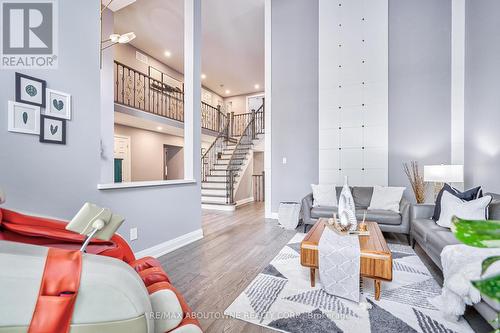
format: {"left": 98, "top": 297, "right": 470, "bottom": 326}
{"left": 224, "top": 233, "right": 473, "bottom": 333}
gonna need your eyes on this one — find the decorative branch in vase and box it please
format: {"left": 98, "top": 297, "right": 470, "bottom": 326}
{"left": 403, "top": 161, "right": 426, "bottom": 204}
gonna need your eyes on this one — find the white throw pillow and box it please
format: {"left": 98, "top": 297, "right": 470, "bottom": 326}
{"left": 311, "top": 184, "right": 337, "bottom": 207}
{"left": 368, "top": 186, "right": 406, "bottom": 213}
{"left": 437, "top": 191, "right": 491, "bottom": 228}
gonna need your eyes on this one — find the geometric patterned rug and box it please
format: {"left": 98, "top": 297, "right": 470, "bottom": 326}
{"left": 224, "top": 233, "right": 474, "bottom": 333}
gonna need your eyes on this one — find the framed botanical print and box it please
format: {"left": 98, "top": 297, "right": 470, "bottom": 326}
{"left": 8, "top": 101, "right": 40, "bottom": 135}
{"left": 15, "top": 73, "right": 46, "bottom": 107}
{"left": 40, "top": 115, "right": 66, "bottom": 144}
{"left": 45, "top": 89, "right": 71, "bottom": 119}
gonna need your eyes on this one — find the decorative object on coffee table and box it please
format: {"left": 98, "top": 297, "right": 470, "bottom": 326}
{"left": 403, "top": 161, "right": 426, "bottom": 203}
{"left": 338, "top": 177, "right": 357, "bottom": 231}
{"left": 301, "top": 218, "right": 392, "bottom": 300}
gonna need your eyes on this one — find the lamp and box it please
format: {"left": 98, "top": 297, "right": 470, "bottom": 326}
{"left": 66, "top": 203, "right": 125, "bottom": 252}
{"left": 424, "top": 164, "right": 464, "bottom": 198}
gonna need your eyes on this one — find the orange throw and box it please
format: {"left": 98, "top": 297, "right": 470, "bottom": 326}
{"left": 28, "top": 248, "right": 82, "bottom": 333}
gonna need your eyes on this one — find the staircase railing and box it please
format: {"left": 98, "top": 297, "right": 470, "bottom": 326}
{"left": 114, "top": 60, "right": 225, "bottom": 133}
{"left": 225, "top": 105, "right": 263, "bottom": 203}
{"left": 201, "top": 117, "right": 230, "bottom": 182}
{"left": 201, "top": 102, "right": 264, "bottom": 205}
{"left": 229, "top": 103, "right": 265, "bottom": 137}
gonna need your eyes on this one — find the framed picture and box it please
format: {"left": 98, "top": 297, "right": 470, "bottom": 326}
{"left": 15, "top": 73, "right": 46, "bottom": 107}
{"left": 40, "top": 115, "right": 66, "bottom": 144}
{"left": 46, "top": 89, "right": 71, "bottom": 119}
{"left": 8, "top": 101, "right": 40, "bottom": 135}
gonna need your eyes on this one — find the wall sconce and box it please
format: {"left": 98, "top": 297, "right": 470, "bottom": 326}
{"left": 100, "top": 0, "right": 136, "bottom": 68}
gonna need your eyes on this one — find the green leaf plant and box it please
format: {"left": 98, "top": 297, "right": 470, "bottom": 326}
{"left": 451, "top": 216, "right": 500, "bottom": 331}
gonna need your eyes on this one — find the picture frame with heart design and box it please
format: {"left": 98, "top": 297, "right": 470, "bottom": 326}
{"left": 7, "top": 101, "right": 41, "bottom": 135}
{"left": 15, "top": 73, "right": 47, "bottom": 108}
{"left": 40, "top": 115, "right": 66, "bottom": 145}
{"left": 45, "top": 89, "right": 71, "bottom": 120}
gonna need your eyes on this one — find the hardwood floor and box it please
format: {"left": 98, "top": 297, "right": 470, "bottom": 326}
{"left": 159, "top": 202, "right": 489, "bottom": 333}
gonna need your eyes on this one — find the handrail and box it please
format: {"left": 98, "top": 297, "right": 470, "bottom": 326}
{"left": 201, "top": 116, "right": 230, "bottom": 183}
{"left": 114, "top": 60, "right": 223, "bottom": 133}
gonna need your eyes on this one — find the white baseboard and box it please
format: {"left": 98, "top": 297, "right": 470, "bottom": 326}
{"left": 134, "top": 228, "right": 203, "bottom": 258}
{"left": 236, "top": 197, "right": 254, "bottom": 207}
{"left": 201, "top": 203, "right": 236, "bottom": 211}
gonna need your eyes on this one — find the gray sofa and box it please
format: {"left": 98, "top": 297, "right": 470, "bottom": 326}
{"left": 410, "top": 193, "right": 500, "bottom": 328}
{"left": 301, "top": 186, "right": 411, "bottom": 236}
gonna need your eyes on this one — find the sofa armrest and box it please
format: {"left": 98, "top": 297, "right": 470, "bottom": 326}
{"left": 411, "top": 203, "right": 435, "bottom": 220}
{"left": 301, "top": 193, "right": 314, "bottom": 225}
{"left": 399, "top": 197, "right": 411, "bottom": 234}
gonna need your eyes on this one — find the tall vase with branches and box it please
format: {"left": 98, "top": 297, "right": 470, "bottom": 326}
{"left": 403, "top": 161, "right": 426, "bottom": 204}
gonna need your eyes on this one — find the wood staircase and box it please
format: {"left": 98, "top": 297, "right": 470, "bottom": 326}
{"left": 201, "top": 105, "right": 264, "bottom": 211}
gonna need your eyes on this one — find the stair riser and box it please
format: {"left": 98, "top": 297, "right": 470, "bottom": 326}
{"left": 213, "top": 165, "right": 228, "bottom": 171}
{"left": 206, "top": 176, "right": 235, "bottom": 182}
{"left": 202, "top": 189, "right": 227, "bottom": 196}
{"left": 202, "top": 182, "right": 227, "bottom": 189}
{"left": 211, "top": 170, "right": 233, "bottom": 176}
{"left": 201, "top": 196, "right": 228, "bottom": 203}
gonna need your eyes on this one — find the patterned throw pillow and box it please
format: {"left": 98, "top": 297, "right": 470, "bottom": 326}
{"left": 432, "top": 184, "right": 483, "bottom": 221}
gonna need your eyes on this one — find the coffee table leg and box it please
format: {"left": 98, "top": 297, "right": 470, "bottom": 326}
{"left": 310, "top": 268, "right": 316, "bottom": 287}
{"left": 374, "top": 280, "right": 381, "bottom": 300}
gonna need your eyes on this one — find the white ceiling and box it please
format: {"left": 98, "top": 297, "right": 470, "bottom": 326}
{"left": 113, "top": 0, "right": 264, "bottom": 97}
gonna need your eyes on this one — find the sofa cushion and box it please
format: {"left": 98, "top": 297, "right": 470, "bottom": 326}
{"left": 426, "top": 230, "right": 461, "bottom": 260}
{"left": 311, "top": 206, "right": 337, "bottom": 219}
{"left": 352, "top": 187, "right": 373, "bottom": 209}
{"left": 356, "top": 209, "right": 401, "bottom": 226}
{"left": 411, "top": 218, "right": 447, "bottom": 242}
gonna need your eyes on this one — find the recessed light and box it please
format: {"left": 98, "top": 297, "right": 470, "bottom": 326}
{"left": 157, "top": 126, "right": 163, "bottom": 131}
{"left": 254, "top": 84, "right": 260, "bottom": 89}
{"left": 164, "top": 50, "right": 172, "bottom": 58}
{"left": 201, "top": 73, "right": 207, "bottom": 79}
{"left": 225, "top": 90, "right": 230, "bottom": 94}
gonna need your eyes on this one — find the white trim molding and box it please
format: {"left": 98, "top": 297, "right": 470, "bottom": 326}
{"left": 134, "top": 228, "right": 203, "bottom": 258}
{"left": 264, "top": 0, "right": 273, "bottom": 219}
{"left": 451, "top": 0, "right": 465, "bottom": 188}
{"left": 236, "top": 197, "right": 255, "bottom": 207}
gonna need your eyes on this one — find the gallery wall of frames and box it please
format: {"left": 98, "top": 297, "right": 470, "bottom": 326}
{"left": 8, "top": 72, "right": 71, "bottom": 144}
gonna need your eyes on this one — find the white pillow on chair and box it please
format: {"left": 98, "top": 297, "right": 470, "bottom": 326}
{"left": 368, "top": 186, "right": 406, "bottom": 213}
{"left": 311, "top": 184, "right": 337, "bottom": 207}
{"left": 437, "top": 191, "right": 491, "bottom": 228}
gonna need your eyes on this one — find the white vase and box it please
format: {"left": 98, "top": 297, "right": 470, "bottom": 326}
{"left": 337, "top": 177, "right": 357, "bottom": 230}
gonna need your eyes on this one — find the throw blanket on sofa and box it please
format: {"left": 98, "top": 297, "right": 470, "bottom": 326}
{"left": 430, "top": 244, "right": 500, "bottom": 319}
{"left": 319, "top": 227, "right": 360, "bottom": 302}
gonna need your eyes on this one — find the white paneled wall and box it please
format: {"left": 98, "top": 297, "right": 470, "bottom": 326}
{"left": 319, "top": 0, "right": 388, "bottom": 186}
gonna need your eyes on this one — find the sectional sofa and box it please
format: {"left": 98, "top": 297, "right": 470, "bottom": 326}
{"left": 410, "top": 193, "right": 500, "bottom": 327}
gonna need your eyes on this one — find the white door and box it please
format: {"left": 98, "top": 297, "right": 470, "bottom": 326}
{"left": 114, "top": 135, "right": 131, "bottom": 182}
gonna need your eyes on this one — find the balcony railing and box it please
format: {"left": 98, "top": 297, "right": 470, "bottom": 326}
{"left": 114, "top": 61, "right": 226, "bottom": 133}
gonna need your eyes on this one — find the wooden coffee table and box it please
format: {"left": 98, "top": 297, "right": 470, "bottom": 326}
{"left": 300, "top": 218, "right": 392, "bottom": 300}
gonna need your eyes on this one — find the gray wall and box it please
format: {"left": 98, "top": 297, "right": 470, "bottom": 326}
{"left": 114, "top": 124, "right": 184, "bottom": 181}
{"left": 464, "top": 0, "right": 500, "bottom": 193}
{"left": 270, "top": 0, "right": 319, "bottom": 211}
{"left": 388, "top": 0, "right": 452, "bottom": 200}
{"left": 0, "top": 0, "right": 202, "bottom": 252}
